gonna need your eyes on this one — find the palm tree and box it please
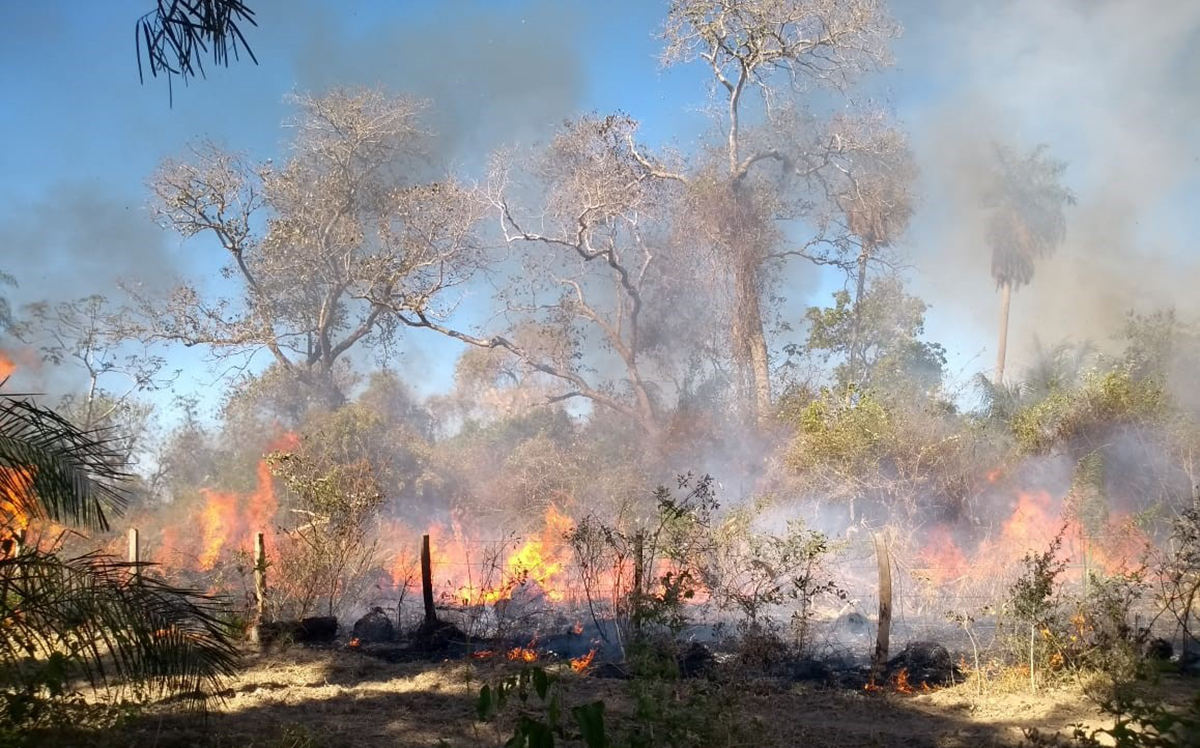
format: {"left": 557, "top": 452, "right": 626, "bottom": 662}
{"left": 0, "top": 396, "right": 238, "bottom": 724}
{"left": 837, "top": 137, "right": 918, "bottom": 389}
{"left": 982, "top": 143, "right": 1076, "bottom": 384}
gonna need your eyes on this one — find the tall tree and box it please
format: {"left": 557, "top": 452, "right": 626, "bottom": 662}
{"left": 660, "top": 0, "right": 900, "bottom": 424}
{"left": 982, "top": 143, "right": 1075, "bottom": 384}
{"left": 0, "top": 270, "right": 15, "bottom": 335}
{"left": 830, "top": 118, "right": 917, "bottom": 387}
{"left": 136, "top": 88, "right": 484, "bottom": 410}
{"left": 802, "top": 274, "right": 945, "bottom": 398}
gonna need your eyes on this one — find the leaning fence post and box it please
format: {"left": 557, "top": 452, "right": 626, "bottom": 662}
{"left": 254, "top": 532, "right": 267, "bottom": 623}
{"left": 872, "top": 531, "right": 893, "bottom": 680}
{"left": 127, "top": 528, "right": 140, "bottom": 579}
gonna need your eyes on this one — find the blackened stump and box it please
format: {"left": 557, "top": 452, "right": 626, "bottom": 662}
{"left": 352, "top": 607, "right": 395, "bottom": 643}
{"left": 886, "top": 641, "right": 957, "bottom": 686}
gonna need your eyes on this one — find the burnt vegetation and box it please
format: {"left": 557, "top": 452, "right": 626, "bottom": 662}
{"left": 1, "top": 0, "right": 1199, "bottom": 746}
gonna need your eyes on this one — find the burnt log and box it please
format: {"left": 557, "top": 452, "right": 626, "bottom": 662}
{"left": 252, "top": 616, "right": 339, "bottom": 648}
{"left": 786, "top": 657, "right": 834, "bottom": 684}
{"left": 298, "top": 616, "right": 338, "bottom": 643}
{"left": 1143, "top": 637, "right": 1173, "bottom": 661}
{"left": 352, "top": 607, "right": 396, "bottom": 644}
{"left": 678, "top": 642, "right": 716, "bottom": 679}
{"left": 886, "top": 641, "right": 957, "bottom": 686}
{"left": 412, "top": 618, "right": 467, "bottom": 651}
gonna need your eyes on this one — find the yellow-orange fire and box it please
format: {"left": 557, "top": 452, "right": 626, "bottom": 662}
{"left": 195, "top": 458, "right": 279, "bottom": 571}
{"left": 384, "top": 504, "right": 578, "bottom": 607}
{"left": 157, "top": 432, "right": 298, "bottom": 572}
{"left": 864, "top": 668, "right": 931, "bottom": 695}
{"left": 507, "top": 646, "right": 538, "bottom": 662}
{"left": 570, "top": 649, "right": 596, "bottom": 673}
{"left": 917, "top": 484, "right": 1153, "bottom": 590}
{"left": 0, "top": 466, "right": 34, "bottom": 557}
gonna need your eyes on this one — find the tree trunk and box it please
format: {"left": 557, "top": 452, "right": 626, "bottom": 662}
{"left": 732, "top": 258, "right": 772, "bottom": 425}
{"left": 421, "top": 534, "right": 437, "bottom": 625}
{"left": 996, "top": 282, "right": 1013, "bottom": 385}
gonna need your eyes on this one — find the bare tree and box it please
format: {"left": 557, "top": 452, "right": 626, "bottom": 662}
{"left": 394, "top": 115, "right": 712, "bottom": 443}
{"left": 20, "top": 295, "right": 176, "bottom": 463}
{"left": 982, "top": 143, "right": 1075, "bottom": 384}
{"left": 135, "top": 88, "right": 485, "bottom": 409}
{"left": 660, "top": 0, "right": 900, "bottom": 424}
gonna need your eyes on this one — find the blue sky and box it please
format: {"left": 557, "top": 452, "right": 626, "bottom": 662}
{"left": 2, "top": 0, "right": 1198, "bottom": 430}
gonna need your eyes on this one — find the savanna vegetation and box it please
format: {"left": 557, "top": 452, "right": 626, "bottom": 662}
{"left": 1, "top": 0, "right": 1198, "bottom": 746}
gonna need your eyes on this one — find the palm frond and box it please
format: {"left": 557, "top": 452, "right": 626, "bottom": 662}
{"left": 136, "top": 0, "right": 259, "bottom": 104}
{"left": 0, "top": 397, "right": 129, "bottom": 532}
{"left": 0, "top": 548, "right": 239, "bottom": 706}
{"left": 1023, "top": 339, "right": 1095, "bottom": 400}
{"left": 974, "top": 372, "right": 1023, "bottom": 422}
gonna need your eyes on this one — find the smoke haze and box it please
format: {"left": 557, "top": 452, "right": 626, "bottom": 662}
{"left": 896, "top": 0, "right": 1200, "bottom": 370}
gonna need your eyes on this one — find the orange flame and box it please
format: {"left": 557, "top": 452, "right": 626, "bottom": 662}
{"left": 917, "top": 526, "right": 968, "bottom": 585}
{"left": 0, "top": 467, "right": 34, "bottom": 556}
{"left": 570, "top": 649, "right": 596, "bottom": 673}
{"left": 377, "top": 504, "right": 579, "bottom": 607}
{"left": 195, "top": 458, "right": 278, "bottom": 571}
{"left": 160, "top": 434, "right": 296, "bottom": 573}
{"left": 865, "top": 669, "right": 924, "bottom": 695}
{"left": 349, "top": 638, "right": 361, "bottom": 648}
{"left": 917, "top": 487, "right": 1155, "bottom": 591}
{"left": 0, "top": 352, "right": 14, "bottom": 381}
{"left": 507, "top": 647, "right": 538, "bottom": 663}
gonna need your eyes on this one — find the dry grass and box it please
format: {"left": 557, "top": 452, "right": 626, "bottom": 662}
{"left": 50, "top": 645, "right": 1193, "bottom": 748}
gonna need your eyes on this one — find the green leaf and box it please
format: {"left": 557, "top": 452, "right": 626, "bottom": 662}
{"left": 532, "top": 666, "right": 550, "bottom": 701}
{"left": 572, "top": 701, "right": 607, "bottom": 748}
{"left": 547, "top": 690, "right": 561, "bottom": 730}
{"left": 520, "top": 716, "right": 555, "bottom": 748}
{"left": 476, "top": 684, "right": 493, "bottom": 721}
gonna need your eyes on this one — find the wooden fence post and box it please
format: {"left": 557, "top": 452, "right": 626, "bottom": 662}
{"left": 872, "top": 531, "right": 893, "bottom": 679}
{"left": 421, "top": 534, "right": 437, "bottom": 625}
{"left": 254, "top": 532, "right": 267, "bottom": 623}
{"left": 127, "top": 528, "right": 140, "bottom": 579}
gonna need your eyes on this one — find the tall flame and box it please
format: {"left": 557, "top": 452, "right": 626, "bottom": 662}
{"left": 161, "top": 433, "right": 296, "bottom": 572}
{"left": 917, "top": 483, "right": 1154, "bottom": 591}
{"left": 194, "top": 458, "right": 280, "bottom": 571}
{"left": 378, "top": 504, "right": 578, "bottom": 607}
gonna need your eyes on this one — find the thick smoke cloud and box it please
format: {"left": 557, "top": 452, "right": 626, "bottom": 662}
{"left": 895, "top": 0, "right": 1200, "bottom": 370}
